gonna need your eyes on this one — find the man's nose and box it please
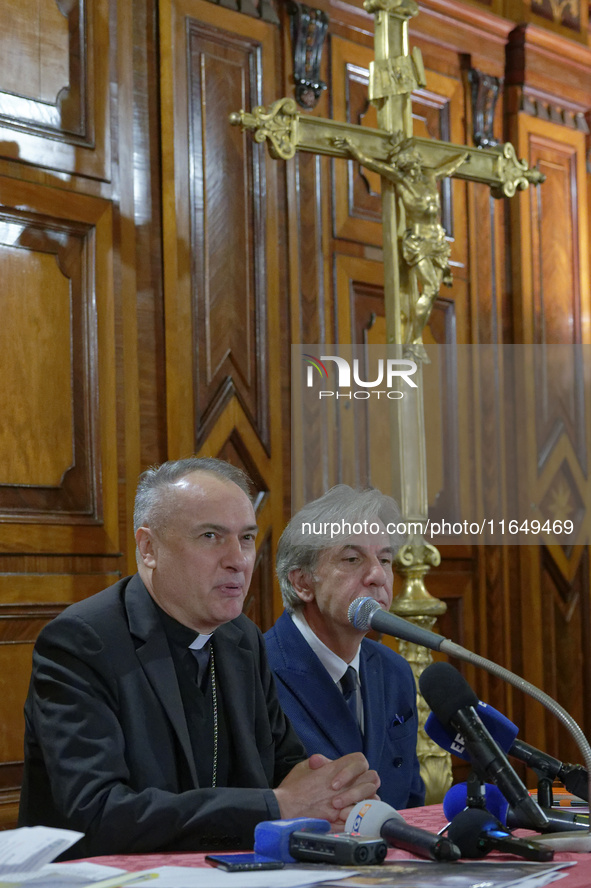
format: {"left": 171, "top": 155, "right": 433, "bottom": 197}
{"left": 363, "top": 558, "right": 388, "bottom": 585}
{"left": 222, "top": 537, "right": 250, "bottom": 570}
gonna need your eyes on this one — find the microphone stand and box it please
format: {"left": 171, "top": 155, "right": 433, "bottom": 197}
{"left": 438, "top": 637, "right": 591, "bottom": 851}
{"left": 348, "top": 598, "right": 591, "bottom": 848}
{"left": 536, "top": 775, "right": 554, "bottom": 809}
{"left": 465, "top": 768, "right": 489, "bottom": 809}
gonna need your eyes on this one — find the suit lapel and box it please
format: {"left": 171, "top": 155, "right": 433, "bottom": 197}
{"left": 273, "top": 613, "right": 363, "bottom": 755}
{"left": 213, "top": 620, "right": 270, "bottom": 785}
{"left": 360, "top": 641, "right": 386, "bottom": 765}
{"left": 125, "top": 575, "right": 198, "bottom": 785}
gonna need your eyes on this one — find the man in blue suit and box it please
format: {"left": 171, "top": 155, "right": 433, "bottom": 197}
{"left": 265, "top": 486, "right": 424, "bottom": 810}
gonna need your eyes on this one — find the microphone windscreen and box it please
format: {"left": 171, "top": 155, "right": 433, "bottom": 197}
{"left": 448, "top": 808, "right": 505, "bottom": 858}
{"left": 345, "top": 799, "right": 404, "bottom": 835}
{"left": 425, "top": 702, "right": 519, "bottom": 760}
{"left": 348, "top": 597, "right": 380, "bottom": 631}
{"left": 443, "top": 782, "right": 509, "bottom": 824}
{"left": 419, "top": 661, "right": 479, "bottom": 727}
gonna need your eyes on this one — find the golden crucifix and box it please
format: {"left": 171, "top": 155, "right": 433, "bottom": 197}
{"left": 230, "top": 0, "right": 543, "bottom": 801}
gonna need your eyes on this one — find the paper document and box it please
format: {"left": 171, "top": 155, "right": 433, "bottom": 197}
{"left": 0, "top": 827, "right": 83, "bottom": 874}
{"left": 0, "top": 826, "right": 144, "bottom": 888}
{"left": 116, "top": 865, "right": 356, "bottom": 888}
{"left": 319, "top": 859, "right": 574, "bottom": 888}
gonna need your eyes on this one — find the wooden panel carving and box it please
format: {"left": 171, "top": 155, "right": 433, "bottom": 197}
{"left": 0, "top": 0, "right": 110, "bottom": 179}
{"left": 541, "top": 547, "right": 591, "bottom": 761}
{"left": 0, "top": 177, "right": 118, "bottom": 554}
{"left": 503, "top": 0, "right": 588, "bottom": 41}
{"left": 187, "top": 21, "right": 269, "bottom": 449}
{"left": 161, "top": 0, "right": 284, "bottom": 623}
{"left": 291, "top": 152, "right": 330, "bottom": 344}
{"left": 0, "top": 565, "right": 119, "bottom": 829}
{"left": 0, "top": 1, "right": 69, "bottom": 106}
{"left": 244, "top": 532, "right": 274, "bottom": 631}
{"left": 529, "top": 138, "right": 582, "bottom": 345}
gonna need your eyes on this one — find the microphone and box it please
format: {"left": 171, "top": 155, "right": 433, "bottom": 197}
{"left": 447, "top": 808, "right": 554, "bottom": 861}
{"left": 347, "top": 596, "right": 591, "bottom": 851}
{"left": 348, "top": 597, "right": 448, "bottom": 648}
{"left": 511, "top": 739, "right": 589, "bottom": 801}
{"left": 419, "top": 662, "right": 549, "bottom": 830}
{"left": 425, "top": 701, "right": 589, "bottom": 801}
{"left": 425, "top": 700, "right": 518, "bottom": 759}
{"left": 444, "top": 782, "right": 589, "bottom": 834}
{"left": 345, "top": 799, "right": 461, "bottom": 861}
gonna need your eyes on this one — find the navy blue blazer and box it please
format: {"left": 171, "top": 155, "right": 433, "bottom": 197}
{"left": 265, "top": 611, "right": 425, "bottom": 810}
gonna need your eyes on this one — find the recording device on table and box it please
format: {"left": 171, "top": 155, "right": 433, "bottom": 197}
{"left": 348, "top": 595, "right": 591, "bottom": 851}
{"left": 254, "top": 817, "right": 387, "bottom": 865}
{"left": 205, "top": 853, "right": 284, "bottom": 871}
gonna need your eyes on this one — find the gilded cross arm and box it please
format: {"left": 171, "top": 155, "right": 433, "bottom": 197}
{"left": 229, "top": 98, "right": 544, "bottom": 198}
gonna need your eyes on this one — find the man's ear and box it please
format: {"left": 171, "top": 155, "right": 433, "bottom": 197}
{"left": 289, "top": 568, "right": 315, "bottom": 604}
{"left": 136, "top": 527, "right": 157, "bottom": 570}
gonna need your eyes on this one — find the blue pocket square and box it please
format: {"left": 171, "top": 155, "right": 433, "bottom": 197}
{"left": 391, "top": 708, "right": 414, "bottom": 727}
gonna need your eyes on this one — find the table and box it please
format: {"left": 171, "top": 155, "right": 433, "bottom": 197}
{"left": 78, "top": 804, "right": 591, "bottom": 886}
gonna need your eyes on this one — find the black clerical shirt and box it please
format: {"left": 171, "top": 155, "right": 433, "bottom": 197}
{"left": 155, "top": 604, "right": 232, "bottom": 789}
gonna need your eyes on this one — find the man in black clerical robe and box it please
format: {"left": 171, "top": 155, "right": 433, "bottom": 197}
{"left": 19, "top": 458, "right": 379, "bottom": 858}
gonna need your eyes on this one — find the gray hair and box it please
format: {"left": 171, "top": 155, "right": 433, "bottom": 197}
{"left": 276, "top": 485, "right": 403, "bottom": 613}
{"left": 133, "top": 457, "right": 253, "bottom": 535}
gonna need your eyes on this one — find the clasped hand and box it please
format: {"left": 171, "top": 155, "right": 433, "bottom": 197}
{"left": 275, "top": 752, "right": 380, "bottom": 829}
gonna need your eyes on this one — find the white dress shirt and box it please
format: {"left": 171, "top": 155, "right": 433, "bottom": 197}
{"left": 291, "top": 610, "right": 364, "bottom": 731}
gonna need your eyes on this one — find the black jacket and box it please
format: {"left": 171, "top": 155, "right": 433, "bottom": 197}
{"left": 19, "top": 574, "right": 306, "bottom": 857}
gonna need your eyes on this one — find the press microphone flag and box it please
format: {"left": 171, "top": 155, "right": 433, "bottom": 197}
{"left": 347, "top": 595, "right": 591, "bottom": 851}
{"left": 425, "top": 702, "right": 589, "bottom": 801}
{"left": 425, "top": 701, "right": 518, "bottom": 760}
{"left": 419, "top": 661, "right": 549, "bottom": 830}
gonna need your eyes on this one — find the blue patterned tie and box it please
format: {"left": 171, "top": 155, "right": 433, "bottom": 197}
{"left": 340, "top": 665, "right": 359, "bottom": 722}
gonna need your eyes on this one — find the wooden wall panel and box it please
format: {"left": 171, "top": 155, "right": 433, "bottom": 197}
{"left": 187, "top": 21, "right": 269, "bottom": 448}
{"left": 0, "top": 178, "right": 118, "bottom": 555}
{"left": 503, "top": 31, "right": 591, "bottom": 754}
{"left": 160, "top": 0, "right": 286, "bottom": 618}
{"left": 540, "top": 549, "right": 591, "bottom": 762}
{"left": 0, "top": 0, "right": 110, "bottom": 180}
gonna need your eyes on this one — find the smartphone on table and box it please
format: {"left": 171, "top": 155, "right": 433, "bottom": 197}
{"left": 205, "top": 852, "right": 284, "bottom": 871}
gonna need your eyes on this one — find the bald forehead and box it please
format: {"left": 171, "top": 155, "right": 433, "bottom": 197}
{"left": 171, "top": 470, "right": 250, "bottom": 501}
{"left": 144, "top": 470, "right": 254, "bottom": 534}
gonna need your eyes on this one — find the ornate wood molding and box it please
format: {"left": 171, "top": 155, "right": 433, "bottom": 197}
{"left": 204, "top": 0, "right": 279, "bottom": 23}
{"left": 287, "top": 1, "right": 329, "bottom": 109}
{"left": 468, "top": 68, "right": 503, "bottom": 148}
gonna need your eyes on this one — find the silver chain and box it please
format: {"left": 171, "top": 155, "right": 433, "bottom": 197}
{"left": 210, "top": 642, "right": 218, "bottom": 788}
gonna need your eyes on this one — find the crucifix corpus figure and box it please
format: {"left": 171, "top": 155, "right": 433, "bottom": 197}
{"left": 335, "top": 135, "right": 469, "bottom": 349}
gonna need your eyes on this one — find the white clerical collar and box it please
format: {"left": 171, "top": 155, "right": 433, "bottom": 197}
{"left": 291, "top": 610, "right": 361, "bottom": 685}
{"left": 188, "top": 633, "right": 213, "bottom": 650}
